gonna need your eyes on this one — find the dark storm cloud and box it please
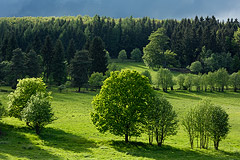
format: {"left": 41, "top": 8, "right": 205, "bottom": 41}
{"left": 0, "top": 0, "right": 240, "bottom": 20}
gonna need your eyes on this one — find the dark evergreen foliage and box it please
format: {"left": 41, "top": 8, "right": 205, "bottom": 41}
{"left": 89, "top": 37, "right": 107, "bottom": 74}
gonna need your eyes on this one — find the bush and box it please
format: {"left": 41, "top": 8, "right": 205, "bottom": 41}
{"left": 141, "top": 70, "right": 152, "bottom": 84}
{"left": 189, "top": 61, "right": 202, "bottom": 73}
{"left": 21, "top": 92, "right": 55, "bottom": 134}
{"left": 118, "top": 50, "right": 127, "bottom": 62}
{"left": 131, "top": 48, "right": 142, "bottom": 62}
{"left": 89, "top": 72, "right": 105, "bottom": 91}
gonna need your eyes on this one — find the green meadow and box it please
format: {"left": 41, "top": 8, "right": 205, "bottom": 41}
{"left": 0, "top": 62, "right": 240, "bottom": 160}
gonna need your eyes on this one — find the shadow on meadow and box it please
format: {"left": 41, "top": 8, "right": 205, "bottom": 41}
{"left": 0, "top": 123, "right": 60, "bottom": 160}
{"left": 110, "top": 141, "right": 240, "bottom": 160}
{"left": 161, "top": 90, "right": 202, "bottom": 101}
{"left": 39, "top": 127, "right": 97, "bottom": 153}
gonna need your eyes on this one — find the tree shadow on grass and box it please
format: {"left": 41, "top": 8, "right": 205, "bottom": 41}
{"left": 110, "top": 140, "right": 240, "bottom": 160}
{"left": 162, "top": 90, "right": 202, "bottom": 101}
{"left": 0, "top": 123, "right": 60, "bottom": 160}
{"left": 39, "top": 127, "right": 97, "bottom": 153}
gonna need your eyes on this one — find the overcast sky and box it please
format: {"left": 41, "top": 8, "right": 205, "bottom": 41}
{"left": 1, "top": 0, "right": 240, "bottom": 20}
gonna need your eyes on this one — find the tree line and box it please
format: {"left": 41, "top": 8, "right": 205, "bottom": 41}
{"left": 0, "top": 15, "right": 240, "bottom": 70}
{"left": 153, "top": 68, "right": 240, "bottom": 92}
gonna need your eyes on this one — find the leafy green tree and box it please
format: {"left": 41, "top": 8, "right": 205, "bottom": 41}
{"left": 193, "top": 75, "right": 201, "bottom": 91}
{"left": 70, "top": 50, "right": 91, "bottom": 92}
{"left": 148, "top": 97, "right": 178, "bottom": 147}
{"left": 177, "top": 74, "right": 185, "bottom": 90}
{"left": 118, "top": 50, "right": 127, "bottom": 62}
{"left": 25, "top": 50, "right": 42, "bottom": 78}
{"left": 89, "top": 37, "right": 107, "bottom": 74}
{"left": 184, "top": 74, "right": 194, "bottom": 91}
{"left": 131, "top": 48, "right": 142, "bottom": 62}
{"left": 156, "top": 68, "right": 173, "bottom": 92}
{"left": 52, "top": 39, "right": 67, "bottom": 85}
{"left": 8, "top": 78, "right": 48, "bottom": 120}
{"left": 189, "top": 61, "right": 202, "bottom": 74}
{"left": 141, "top": 70, "right": 152, "bottom": 84}
{"left": 10, "top": 48, "right": 26, "bottom": 88}
{"left": 182, "top": 108, "right": 197, "bottom": 149}
{"left": 215, "top": 68, "right": 229, "bottom": 92}
{"left": 194, "top": 99, "right": 213, "bottom": 149}
{"left": 66, "top": 39, "right": 76, "bottom": 64}
{"left": 0, "top": 61, "right": 12, "bottom": 85}
{"left": 91, "top": 70, "right": 155, "bottom": 143}
{"left": 229, "top": 72, "right": 240, "bottom": 92}
{"left": 209, "top": 105, "right": 230, "bottom": 150}
{"left": 105, "top": 63, "right": 121, "bottom": 77}
{"left": 143, "top": 28, "right": 176, "bottom": 69}
{"left": 89, "top": 72, "right": 105, "bottom": 91}
{"left": 21, "top": 92, "right": 54, "bottom": 135}
{"left": 41, "top": 36, "right": 54, "bottom": 82}
{"left": 206, "top": 71, "right": 216, "bottom": 92}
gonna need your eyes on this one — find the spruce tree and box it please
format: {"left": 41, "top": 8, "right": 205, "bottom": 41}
{"left": 67, "top": 39, "right": 76, "bottom": 64}
{"left": 52, "top": 39, "right": 66, "bottom": 86}
{"left": 89, "top": 37, "right": 107, "bottom": 74}
{"left": 10, "top": 48, "right": 26, "bottom": 88}
{"left": 25, "top": 50, "right": 42, "bottom": 78}
{"left": 70, "top": 50, "right": 91, "bottom": 92}
{"left": 41, "top": 35, "right": 54, "bottom": 82}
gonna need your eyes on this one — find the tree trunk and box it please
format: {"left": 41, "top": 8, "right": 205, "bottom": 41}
{"left": 234, "top": 87, "right": 237, "bottom": 92}
{"left": 125, "top": 134, "right": 129, "bottom": 143}
{"left": 214, "top": 141, "right": 219, "bottom": 150}
{"left": 35, "top": 124, "right": 40, "bottom": 135}
{"left": 78, "top": 87, "right": 81, "bottom": 92}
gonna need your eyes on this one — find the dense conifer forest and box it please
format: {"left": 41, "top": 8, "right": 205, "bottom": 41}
{"left": 0, "top": 15, "right": 239, "bottom": 66}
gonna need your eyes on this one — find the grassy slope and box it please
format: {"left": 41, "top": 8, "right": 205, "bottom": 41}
{"left": 0, "top": 61, "right": 239, "bottom": 159}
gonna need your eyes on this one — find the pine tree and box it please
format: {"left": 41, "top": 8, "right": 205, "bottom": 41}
{"left": 52, "top": 39, "right": 66, "bottom": 86}
{"left": 25, "top": 50, "right": 42, "bottom": 78}
{"left": 41, "top": 35, "right": 54, "bottom": 82}
{"left": 70, "top": 50, "right": 91, "bottom": 92}
{"left": 66, "top": 39, "right": 76, "bottom": 64}
{"left": 89, "top": 37, "right": 107, "bottom": 74}
{"left": 10, "top": 48, "right": 26, "bottom": 88}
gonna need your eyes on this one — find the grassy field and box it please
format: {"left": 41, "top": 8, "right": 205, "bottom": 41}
{"left": 0, "top": 62, "right": 240, "bottom": 159}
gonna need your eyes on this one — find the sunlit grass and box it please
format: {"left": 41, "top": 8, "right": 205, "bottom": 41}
{"left": 0, "top": 62, "right": 240, "bottom": 159}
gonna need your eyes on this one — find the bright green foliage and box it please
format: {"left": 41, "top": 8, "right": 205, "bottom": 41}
{"left": 143, "top": 28, "right": 176, "bottom": 69}
{"left": 209, "top": 105, "right": 230, "bottom": 150}
{"left": 22, "top": 92, "right": 54, "bottom": 135}
{"left": 141, "top": 70, "right": 152, "bottom": 84}
{"left": 193, "top": 75, "right": 201, "bottom": 91}
{"left": 215, "top": 68, "right": 229, "bottom": 92}
{"left": 229, "top": 72, "right": 240, "bottom": 92}
{"left": 8, "top": 78, "right": 48, "bottom": 119}
{"left": 189, "top": 61, "right": 202, "bottom": 73}
{"left": 131, "top": 48, "right": 142, "bottom": 62}
{"left": 182, "top": 108, "right": 196, "bottom": 149}
{"left": 147, "top": 97, "right": 178, "bottom": 147}
{"left": 184, "top": 74, "right": 194, "bottom": 91}
{"left": 105, "top": 63, "right": 121, "bottom": 77}
{"left": 194, "top": 100, "right": 213, "bottom": 149}
{"left": 91, "top": 70, "right": 155, "bottom": 142}
{"left": 52, "top": 39, "right": 67, "bottom": 85}
{"left": 89, "top": 72, "right": 105, "bottom": 90}
{"left": 206, "top": 72, "right": 216, "bottom": 91}
{"left": 156, "top": 68, "right": 173, "bottom": 92}
{"left": 177, "top": 74, "right": 185, "bottom": 90}
{"left": 70, "top": 50, "right": 92, "bottom": 92}
{"left": 118, "top": 50, "right": 127, "bottom": 62}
